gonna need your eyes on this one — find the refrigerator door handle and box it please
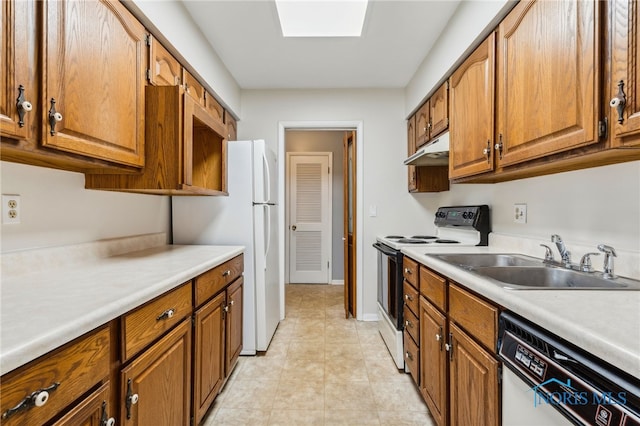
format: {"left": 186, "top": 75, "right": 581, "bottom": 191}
{"left": 262, "top": 151, "right": 271, "bottom": 203}
{"left": 264, "top": 204, "right": 271, "bottom": 269}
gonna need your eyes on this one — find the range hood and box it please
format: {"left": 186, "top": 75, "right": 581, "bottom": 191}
{"left": 404, "top": 132, "right": 450, "bottom": 166}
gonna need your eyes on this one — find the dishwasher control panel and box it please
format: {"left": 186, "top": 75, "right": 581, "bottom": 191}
{"left": 515, "top": 343, "right": 547, "bottom": 379}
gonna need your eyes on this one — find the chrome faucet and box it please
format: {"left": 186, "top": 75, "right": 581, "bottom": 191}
{"left": 551, "top": 234, "right": 571, "bottom": 267}
{"left": 597, "top": 244, "right": 617, "bottom": 279}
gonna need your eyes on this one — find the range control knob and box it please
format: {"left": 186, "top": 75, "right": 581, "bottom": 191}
{"left": 462, "top": 212, "right": 469, "bottom": 219}
{"left": 467, "top": 211, "right": 475, "bottom": 220}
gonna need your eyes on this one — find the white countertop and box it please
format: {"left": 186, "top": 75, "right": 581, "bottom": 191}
{"left": 401, "top": 245, "right": 640, "bottom": 380}
{"left": 0, "top": 244, "right": 244, "bottom": 375}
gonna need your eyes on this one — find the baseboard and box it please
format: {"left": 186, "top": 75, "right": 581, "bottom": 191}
{"left": 361, "top": 313, "right": 379, "bottom": 322}
{"left": 331, "top": 279, "right": 344, "bottom": 285}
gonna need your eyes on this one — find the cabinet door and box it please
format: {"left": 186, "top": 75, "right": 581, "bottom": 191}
{"left": 205, "top": 92, "right": 225, "bottom": 125}
{"left": 225, "top": 112, "right": 237, "bottom": 141}
{"left": 407, "top": 115, "right": 418, "bottom": 192}
{"left": 121, "top": 320, "right": 191, "bottom": 426}
{"left": 610, "top": 0, "right": 640, "bottom": 146}
{"left": 183, "top": 70, "right": 206, "bottom": 107}
{"left": 419, "top": 297, "right": 447, "bottom": 426}
{"left": 193, "top": 292, "right": 226, "bottom": 425}
{"left": 53, "top": 382, "right": 114, "bottom": 426}
{"left": 449, "top": 33, "right": 496, "bottom": 179}
{"left": 226, "top": 277, "right": 243, "bottom": 376}
{"left": 148, "top": 35, "right": 181, "bottom": 86}
{"left": 415, "top": 101, "right": 430, "bottom": 147}
{"left": 496, "top": 0, "right": 600, "bottom": 166}
{"left": 43, "top": 0, "right": 146, "bottom": 167}
{"left": 448, "top": 322, "right": 499, "bottom": 426}
{"left": 1, "top": 0, "right": 36, "bottom": 140}
{"left": 429, "top": 83, "right": 449, "bottom": 138}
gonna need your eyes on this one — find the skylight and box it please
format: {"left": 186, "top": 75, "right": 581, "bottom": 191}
{"left": 275, "top": 0, "right": 369, "bottom": 38}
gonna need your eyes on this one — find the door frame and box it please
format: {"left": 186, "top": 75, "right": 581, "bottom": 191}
{"left": 278, "top": 121, "right": 363, "bottom": 321}
{"left": 285, "top": 151, "right": 333, "bottom": 284}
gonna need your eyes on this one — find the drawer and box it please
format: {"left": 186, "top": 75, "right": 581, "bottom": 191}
{"left": 122, "top": 282, "right": 192, "bottom": 361}
{"left": 0, "top": 326, "right": 110, "bottom": 426}
{"left": 403, "top": 256, "right": 419, "bottom": 287}
{"left": 403, "top": 304, "right": 419, "bottom": 344}
{"left": 195, "top": 254, "right": 244, "bottom": 306}
{"left": 403, "top": 329, "right": 420, "bottom": 386}
{"left": 420, "top": 266, "right": 447, "bottom": 312}
{"left": 403, "top": 280, "right": 419, "bottom": 316}
{"left": 448, "top": 283, "right": 499, "bottom": 352}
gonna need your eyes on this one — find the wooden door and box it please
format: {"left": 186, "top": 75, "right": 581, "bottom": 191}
{"left": 496, "top": 0, "right": 600, "bottom": 166}
{"left": 288, "top": 153, "right": 332, "bottom": 284}
{"left": 419, "top": 297, "right": 447, "bottom": 426}
{"left": 610, "top": 0, "right": 640, "bottom": 146}
{"left": 407, "top": 116, "right": 418, "bottom": 192}
{"left": 226, "top": 278, "right": 243, "bottom": 375}
{"left": 415, "top": 101, "right": 430, "bottom": 147}
{"left": 449, "top": 33, "right": 496, "bottom": 179}
{"left": 148, "top": 35, "right": 181, "bottom": 86}
{"left": 121, "top": 320, "right": 191, "bottom": 426}
{"left": 193, "top": 292, "right": 226, "bottom": 425}
{"left": 343, "top": 131, "right": 356, "bottom": 318}
{"left": 448, "top": 322, "right": 499, "bottom": 426}
{"left": 429, "top": 83, "right": 449, "bottom": 138}
{"left": 43, "top": 0, "right": 146, "bottom": 167}
{"left": 53, "top": 382, "right": 113, "bottom": 426}
{"left": 1, "top": 0, "right": 36, "bottom": 141}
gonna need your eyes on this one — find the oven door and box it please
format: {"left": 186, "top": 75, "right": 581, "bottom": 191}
{"left": 373, "top": 242, "right": 402, "bottom": 330}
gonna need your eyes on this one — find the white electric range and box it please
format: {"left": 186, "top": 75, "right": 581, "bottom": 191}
{"left": 373, "top": 205, "right": 491, "bottom": 369}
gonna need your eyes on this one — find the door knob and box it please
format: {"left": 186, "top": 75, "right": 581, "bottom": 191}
{"left": 291, "top": 225, "right": 297, "bottom": 231}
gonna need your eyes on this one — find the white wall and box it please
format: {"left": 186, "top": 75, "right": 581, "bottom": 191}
{"left": 285, "top": 130, "right": 345, "bottom": 281}
{"left": 0, "top": 162, "right": 170, "bottom": 252}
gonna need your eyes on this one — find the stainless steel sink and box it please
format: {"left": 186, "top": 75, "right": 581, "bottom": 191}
{"left": 471, "top": 266, "right": 640, "bottom": 290}
{"left": 428, "top": 253, "right": 543, "bottom": 268}
{"left": 427, "top": 253, "right": 640, "bottom": 290}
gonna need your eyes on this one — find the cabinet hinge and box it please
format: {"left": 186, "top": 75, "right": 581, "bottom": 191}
{"left": 598, "top": 117, "right": 608, "bottom": 140}
{"left": 446, "top": 80, "right": 450, "bottom": 90}
{"left": 145, "top": 34, "right": 152, "bottom": 47}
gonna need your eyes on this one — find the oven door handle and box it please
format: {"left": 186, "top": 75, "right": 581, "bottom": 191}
{"left": 373, "top": 242, "right": 398, "bottom": 256}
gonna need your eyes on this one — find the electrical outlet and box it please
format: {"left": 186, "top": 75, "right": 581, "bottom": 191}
{"left": 514, "top": 203, "right": 527, "bottom": 224}
{"left": 2, "top": 194, "right": 21, "bottom": 224}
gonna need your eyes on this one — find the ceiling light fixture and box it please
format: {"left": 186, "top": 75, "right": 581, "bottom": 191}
{"left": 275, "top": 0, "right": 369, "bottom": 38}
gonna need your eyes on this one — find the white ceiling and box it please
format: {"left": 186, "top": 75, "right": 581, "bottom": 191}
{"left": 181, "top": 0, "right": 461, "bottom": 89}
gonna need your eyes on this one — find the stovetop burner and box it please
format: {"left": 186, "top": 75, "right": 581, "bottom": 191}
{"left": 397, "top": 238, "right": 429, "bottom": 244}
{"left": 411, "top": 235, "right": 437, "bottom": 240}
{"left": 385, "top": 235, "right": 405, "bottom": 239}
{"left": 434, "top": 239, "right": 459, "bottom": 244}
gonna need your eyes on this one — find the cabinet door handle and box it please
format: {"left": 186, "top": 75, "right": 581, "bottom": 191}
{"left": 125, "top": 379, "right": 139, "bottom": 420}
{"left": 404, "top": 294, "right": 413, "bottom": 302}
{"left": 48, "top": 98, "right": 63, "bottom": 136}
{"left": 16, "top": 85, "right": 33, "bottom": 127}
{"left": 482, "top": 140, "right": 491, "bottom": 163}
{"left": 404, "top": 319, "right": 413, "bottom": 329}
{"left": 156, "top": 308, "right": 175, "bottom": 321}
{"left": 100, "top": 401, "right": 116, "bottom": 426}
{"left": 404, "top": 267, "right": 412, "bottom": 275}
{"left": 222, "top": 270, "right": 231, "bottom": 277}
{"left": 445, "top": 333, "right": 454, "bottom": 361}
{"left": 405, "top": 351, "right": 413, "bottom": 361}
{"left": 610, "top": 80, "right": 627, "bottom": 124}
{"left": 2, "top": 382, "right": 60, "bottom": 420}
{"left": 494, "top": 134, "right": 503, "bottom": 160}
{"left": 436, "top": 326, "right": 443, "bottom": 351}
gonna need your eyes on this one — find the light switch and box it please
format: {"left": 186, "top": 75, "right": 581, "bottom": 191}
{"left": 369, "top": 205, "right": 377, "bottom": 217}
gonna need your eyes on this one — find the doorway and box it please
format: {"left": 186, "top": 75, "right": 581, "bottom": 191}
{"left": 278, "top": 122, "right": 362, "bottom": 321}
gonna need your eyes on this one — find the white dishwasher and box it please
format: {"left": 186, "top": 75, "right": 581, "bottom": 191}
{"left": 499, "top": 312, "right": 640, "bottom": 426}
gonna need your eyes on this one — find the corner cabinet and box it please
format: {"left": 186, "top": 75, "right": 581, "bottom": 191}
{"left": 610, "top": 0, "right": 640, "bottom": 146}
{"left": 449, "top": 33, "right": 496, "bottom": 180}
{"left": 42, "top": 0, "right": 146, "bottom": 167}
{"left": 85, "top": 85, "right": 228, "bottom": 195}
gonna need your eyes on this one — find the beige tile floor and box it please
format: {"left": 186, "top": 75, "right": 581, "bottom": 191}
{"left": 202, "top": 284, "right": 434, "bottom": 425}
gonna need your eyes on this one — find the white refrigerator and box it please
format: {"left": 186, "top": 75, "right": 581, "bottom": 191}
{"left": 172, "top": 140, "right": 280, "bottom": 354}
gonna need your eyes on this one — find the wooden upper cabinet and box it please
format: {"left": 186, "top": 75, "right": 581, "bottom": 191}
{"left": 1, "top": 0, "right": 37, "bottom": 141}
{"left": 415, "top": 101, "right": 430, "bottom": 147}
{"left": 407, "top": 115, "right": 417, "bottom": 191}
{"left": 225, "top": 111, "right": 237, "bottom": 141}
{"left": 148, "top": 35, "right": 181, "bottom": 86}
{"left": 449, "top": 33, "right": 496, "bottom": 180}
{"left": 205, "top": 92, "right": 225, "bottom": 125}
{"left": 496, "top": 0, "right": 600, "bottom": 167}
{"left": 429, "top": 83, "right": 449, "bottom": 138}
{"left": 610, "top": 0, "right": 640, "bottom": 147}
{"left": 42, "top": 0, "right": 146, "bottom": 167}
{"left": 183, "top": 69, "right": 206, "bottom": 107}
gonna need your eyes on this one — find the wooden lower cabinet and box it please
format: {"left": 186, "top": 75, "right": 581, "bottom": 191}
{"left": 193, "top": 292, "right": 226, "bottom": 425}
{"left": 225, "top": 277, "right": 243, "bottom": 374}
{"left": 419, "top": 296, "right": 447, "bottom": 426}
{"left": 121, "top": 319, "right": 192, "bottom": 426}
{"left": 53, "top": 382, "right": 114, "bottom": 426}
{"left": 448, "top": 322, "right": 500, "bottom": 426}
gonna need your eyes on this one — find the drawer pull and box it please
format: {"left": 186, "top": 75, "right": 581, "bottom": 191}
{"left": 125, "top": 379, "right": 139, "bottom": 420}
{"left": 405, "top": 351, "right": 413, "bottom": 361}
{"left": 1, "top": 382, "right": 60, "bottom": 420}
{"left": 404, "top": 294, "right": 413, "bottom": 302}
{"left": 156, "top": 308, "right": 175, "bottom": 321}
{"left": 404, "top": 267, "right": 412, "bottom": 274}
{"left": 222, "top": 270, "right": 231, "bottom": 277}
{"left": 404, "top": 320, "right": 413, "bottom": 329}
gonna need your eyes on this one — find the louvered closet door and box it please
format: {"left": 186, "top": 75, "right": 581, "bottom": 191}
{"left": 288, "top": 153, "right": 331, "bottom": 284}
